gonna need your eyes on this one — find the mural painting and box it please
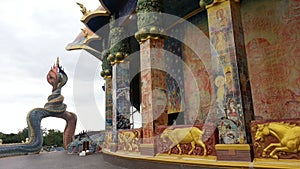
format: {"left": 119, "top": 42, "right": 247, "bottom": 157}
{"left": 105, "top": 79, "right": 113, "bottom": 130}
{"left": 113, "top": 61, "right": 131, "bottom": 130}
{"left": 164, "top": 37, "right": 184, "bottom": 115}
{"left": 183, "top": 22, "right": 212, "bottom": 125}
{"left": 140, "top": 39, "right": 167, "bottom": 144}
{"left": 242, "top": 0, "right": 300, "bottom": 120}
{"left": 208, "top": 1, "right": 247, "bottom": 143}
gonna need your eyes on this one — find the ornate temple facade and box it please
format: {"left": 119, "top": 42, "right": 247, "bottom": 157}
{"left": 66, "top": 0, "right": 300, "bottom": 168}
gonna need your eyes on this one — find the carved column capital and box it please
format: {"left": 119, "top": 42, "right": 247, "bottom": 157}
{"left": 108, "top": 18, "right": 130, "bottom": 65}
{"left": 100, "top": 49, "right": 112, "bottom": 79}
{"left": 135, "top": 0, "right": 165, "bottom": 43}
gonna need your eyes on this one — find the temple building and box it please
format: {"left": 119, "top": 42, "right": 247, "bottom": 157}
{"left": 66, "top": 0, "right": 300, "bottom": 168}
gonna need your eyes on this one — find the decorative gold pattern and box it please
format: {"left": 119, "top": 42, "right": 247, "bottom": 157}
{"left": 118, "top": 131, "right": 141, "bottom": 152}
{"left": 103, "top": 132, "right": 113, "bottom": 149}
{"left": 80, "top": 6, "right": 109, "bottom": 25}
{"left": 160, "top": 127, "right": 207, "bottom": 155}
{"left": 215, "top": 144, "right": 250, "bottom": 151}
{"left": 254, "top": 122, "right": 300, "bottom": 159}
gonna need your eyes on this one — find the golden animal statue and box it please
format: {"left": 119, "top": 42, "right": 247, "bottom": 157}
{"left": 255, "top": 122, "right": 300, "bottom": 159}
{"left": 161, "top": 127, "right": 207, "bottom": 155}
{"left": 118, "top": 131, "right": 141, "bottom": 151}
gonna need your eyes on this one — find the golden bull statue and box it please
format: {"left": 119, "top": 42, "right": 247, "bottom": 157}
{"left": 160, "top": 127, "right": 207, "bottom": 155}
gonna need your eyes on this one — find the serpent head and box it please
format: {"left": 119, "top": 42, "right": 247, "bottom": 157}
{"left": 47, "top": 57, "right": 68, "bottom": 91}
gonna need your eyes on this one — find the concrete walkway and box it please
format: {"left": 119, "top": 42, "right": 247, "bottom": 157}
{"left": 0, "top": 151, "right": 126, "bottom": 169}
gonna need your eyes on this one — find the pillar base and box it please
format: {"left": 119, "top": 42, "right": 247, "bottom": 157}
{"left": 140, "top": 144, "right": 156, "bottom": 156}
{"left": 110, "top": 143, "right": 118, "bottom": 152}
{"left": 215, "top": 144, "right": 252, "bottom": 162}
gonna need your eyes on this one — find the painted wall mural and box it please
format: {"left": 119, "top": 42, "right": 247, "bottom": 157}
{"left": 112, "top": 61, "right": 131, "bottom": 130}
{"left": 183, "top": 12, "right": 212, "bottom": 125}
{"left": 207, "top": 1, "right": 249, "bottom": 144}
{"left": 241, "top": 0, "right": 300, "bottom": 120}
{"left": 164, "top": 36, "right": 184, "bottom": 114}
{"left": 140, "top": 39, "right": 168, "bottom": 144}
{"left": 105, "top": 78, "right": 113, "bottom": 130}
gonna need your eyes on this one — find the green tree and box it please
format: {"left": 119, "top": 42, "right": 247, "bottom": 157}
{"left": 18, "top": 128, "right": 29, "bottom": 140}
{"left": 0, "top": 128, "right": 28, "bottom": 144}
{"left": 43, "top": 129, "right": 63, "bottom": 147}
{"left": 0, "top": 128, "right": 63, "bottom": 147}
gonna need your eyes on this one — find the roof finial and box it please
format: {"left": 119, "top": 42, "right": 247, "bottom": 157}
{"left": 56, "top": 57, "right": 60, "bottom": 67}
{"left": 81, "top": 28, "right": 89, "bottom": 38}
{"left": 76, "top": 2, "right": 89, "bottom": 15}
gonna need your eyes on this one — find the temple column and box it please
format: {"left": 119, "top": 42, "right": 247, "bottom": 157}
{"left": 107, "top": 17, "right": 131, "bottom": 152}
{"left": 135, "top": 0, "right": 168, "bottom": 156}
{"left": 203, "top": 0, "right": 254, "bottom": 161}
{"left": 105, "top": 78, "right": 113, "bottom": 130}
{"left": 100, "top": 50, "right": 113, "bottom": 131}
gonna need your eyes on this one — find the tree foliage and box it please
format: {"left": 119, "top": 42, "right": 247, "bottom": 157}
{"left": 43, "top": 129, "right": 63, "bottom": 147}
{"left": 0, "top": 128, "right": 28, "bottom": 144}
{"left": 0, "top": 128, "right": 63, "bottom": 147}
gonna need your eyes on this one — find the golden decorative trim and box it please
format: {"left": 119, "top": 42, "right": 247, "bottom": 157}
{"left": 156, "top": 153, "right": 217, "bottom": 160}
{"left": 65, "top": 44, "right": 101, "bottom": 58}
{"left": 138, "top": 35, "right": 165, "bottom": 44}
{"left": 115, "top": 150, "right": 141, "bottom": 156}
{"left": 215, "top": 144, "right": 251, "bottom": 151}
{"left": 205, "top": 0, "right": 240, "bottom": 9}
{"left": 254, "top": 158, "right": 300, "bottom": 163}
{"left": 253, "top": 158, "right": 300, "bottom": 169}
{"left": 80, "top": 8, "right": 110, "bottom": 25}
{"left": 140, "top": 144, "right": 155, "bottom": 148}
{"left": 167, "top": 109, "right": 183, "bottom": 114}
{"left": 65, "top": 28, "right": 101, "bottom": 57}
{"left": 66, "top": 44, "right": 94, "bottom": 52}
{"left": 103, "top": 150, "right": 251, "bottom": 168}
{"left": 80, "top": 28, "right": 101, "bottom": 42}
{"left": 104, "top": 75, "right": 112, "bottom": 79}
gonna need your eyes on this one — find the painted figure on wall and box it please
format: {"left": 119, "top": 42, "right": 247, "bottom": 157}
{"left": 218, "top": 119, "right": 238, "bottom": 144}
{"left": 226, "top": 98, "right": 239, "bottom": 125}
{"left": 212, "top": 8, "right": 231, "bottom": 66}
{"left": 224, "top": 66, "right": 234, "bottom": 92}
{"left": 215, "top": 75, "right": 225, "bottom": 104}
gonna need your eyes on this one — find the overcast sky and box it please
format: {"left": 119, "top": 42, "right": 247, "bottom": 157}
{"left": 0, "top": 0, "right": 106, "bottom": 134}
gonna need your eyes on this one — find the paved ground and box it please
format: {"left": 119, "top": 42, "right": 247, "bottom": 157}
{"left": 0, "top": 151, "right": 127, "bottom": 169}
{"left": 0, "top": 151, "right": 225, "bottom": 169}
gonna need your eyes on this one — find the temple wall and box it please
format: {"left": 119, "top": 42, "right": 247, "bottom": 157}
{"left": 183, "top": 12, "right": 213, "bottom": 124}
{"left": 241, "top": 0, "right": 300, "bottom": 120}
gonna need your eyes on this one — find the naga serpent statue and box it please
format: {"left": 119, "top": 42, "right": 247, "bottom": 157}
{"left": 0, "top": 58, "right": 77, "bottom": 157}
